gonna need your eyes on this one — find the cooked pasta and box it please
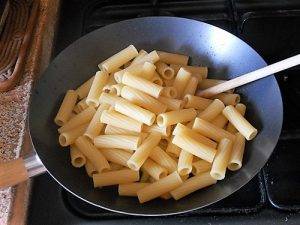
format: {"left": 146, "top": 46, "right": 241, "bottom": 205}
{"left": 156, "top": 108, "right": 197, "bottom": 127}
{"left": 223, "top": 105, "right": 257, "bottom": 140}
{"left": 158, "top": 96, "right": 184, "bottom": 111}
{"left": 93, "top": 169, "right": 140, "bottom": 187}
{"left": 157, "top": 51, "right": 189, "bottom": 65}
{"left": 210, "top": 138, "right": 233, "bottom": 180}
{"left": 173, "top": 67, "right": 192, "bottom": 98}
{"left": 100, "top": 109, "right": 143, "bottom": 132}
{"left": 55, "top": 46, "right": 259, "bottom": 203}
{"left": 193, "top": 118, "right": 236, "bottom": 142}
{"left": 172, "top": 131, "right": 217, "bottom": 163}
{"left": 149, "top": 146, "right": 177, "bottom": 174}
{"left": 76, "top": 76, "right": 94, "bottom": 99}
{"left": 54, "top": 90, "right": 78, "bottom": 126}
{"left": 118, "top": 183, "right": 149, "bottom": 196}
{"left": 122, "top": 72, "right": 163, "bottom": 98}
{"left": 178, "top": 150, "right": 193, "bottom": 176}
{"left": 101, "top": 148, "right": 132, "bottom": 167}
{"left": 94, "top": 134, "right": 141, "bottom": 150}
{"left": 198, "top": 99, "right": 225, "bottom": 122}
{"left": 142, "top": 158, "right": 168, "bottom": 180}
{"left": 226, "top": 103, "right": 246, "bottom": 133}
{"left": 58, "top": 107, "right": 96, "bottom": 133}
{"left": 86, "top": 70, "right": 109, "bottom": 107}
{"left": 192, "top": 160, "right": 211, "bottom": 175}
{"left": 75, "top": 136, "right": 110, "bottom": 173}
{"left": 183, "top": 94, "right": 212, "bottom": 110}
{"left": 59, "top": 123, "right": 88, "bottom": 146}
{"left": 170, "top": 172, "right": 217, "bottom": 200}
{"left": 182, "top": 76, "right": 199, "bottom": 97}
{"left": 156, "top": 61, "right": 175, "bottom": 80}
{"left": 70, "top": 145, "right": 86, "bottom": 168}
{"left": 127, "top": 133, "right": 161, "bottom": 171}
{"left": 98, "top": 45, "right": 138, "bottom": 73}
{"left": 115, "top": 99, "right": 156, "bottom": 126}
{"left": 227, "top": 132, "right": 246, "bottom": 171}
{"left": 85, "top": 160, "right": 98, "bottom": 177}
{"left": 84, "top": 103, "right": 109, "bottom": 140}
{"left": 121, "top": 86, "right": 167, "bottom": 115}
{"left": 137, "top": 171, "right": 183, "bottom": 203}
{"left": 170, "top": 64, "right": 208, "bottom": 79}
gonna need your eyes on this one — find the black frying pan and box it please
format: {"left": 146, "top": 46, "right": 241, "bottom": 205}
{"left": 1, "top": 17, "right": 283, "bottom": 216}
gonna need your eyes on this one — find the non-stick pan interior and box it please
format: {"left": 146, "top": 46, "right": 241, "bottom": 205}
{"left": 29, "top": 17, "right": 282, "bottom": 216}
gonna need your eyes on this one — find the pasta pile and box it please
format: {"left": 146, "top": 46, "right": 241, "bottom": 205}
{"left": 54, "top": 45, "right": 258, "bottom": 203}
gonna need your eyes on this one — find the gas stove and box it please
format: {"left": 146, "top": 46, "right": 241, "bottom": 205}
{"left": 27, "top": 0, "right": 300, "bottom": 224}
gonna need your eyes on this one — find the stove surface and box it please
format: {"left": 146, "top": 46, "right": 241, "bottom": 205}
{"left": 28, "top": 0, "right": 300, "bottom": 224}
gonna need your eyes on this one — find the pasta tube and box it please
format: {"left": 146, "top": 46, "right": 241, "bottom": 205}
{"left": 76, "top": 76, "right": 94, "bottom": 99}
{"left": 172, "top": 132, "right": 216, "bottom": 163}
{"left": 131, "top": 49, "right": 148, "bottom": 65}
{"left": 58, "top": 107, "right": 96, "bottom": 133}
{"left": 142, "top": 124, "right": 171, "bottom": 137}
{"left": 227, "top": 132, "right": 246, "bottom": 171}
{"left": 127, "top": 133, "right": 161, "bottom": 171}
{"left": 122, "top": 72, "right": 163, "bottom": 98}
{"left": 118, "top": 183, "right": 150, "bottom": 196}
{"left": 101, "top": 148, "right": 132, "bottom": 167}
{"left": 93, "top": 169, "right": 139, "bottom": 187}
{"left": 98, "top": 45, "right": 138, "bottom": 73}
{"left": 75, "top": 136, "right": 110, "bottom": 173}
{"left": 192, "top": 160, "right": 211, "bottom": 175}
{"left": 132, "top": 50, "right": 160, "bottom": 65}
{"left": 94, "top": 135, "right": 141, "bottom": 150}
{"left": 74, "top": 97, "right": 88, "bottom": 113}
{"left": 121, "top": 86, "right": 167, "bottom": 115}
{"left": 142, "top": 158, "right": 168, "bottom": 180}
{"left": 85, "top": 160, "right": 98, "bottom": 177}
{"left": 222, "top": 105, "right": 257, "bottom": 140}
{"left": 157, "top": 51, "right": 189, "bottom": 65}
{"left": 156, "top": 108, "right": 197, "bottom": 127}
{"left": 70, "top": 145, "right": 86, "bottom": 168}
{"left": 166, "top": 140, "right": 181, "bottom": 158}
{"left": 110, "top": 83, "right": 124, "bottom": 96}
{"left": 158, "top": 96, "right": 184, "bottom": 111}
{"left": 98, "top": 92, "right": 123, "bottom": 106}
{"left": 115, "top": 99, "right": 156, "bottom": 126}
{"left": 170, "top": 172, "right": 217, "bottom": 200}
{"left": 84, "top": 103, "right": 110, "bottom": 140}
{"left": 141, "top": 62, "right": 156, "bottom": 80}
{"left": 104, "top": 125, "right": 139, "bottom": 136}
{"left": 226, "top": 103, "right": 246, "bottom": 133}
{"left": 198, "top": 99, "right": 225, "bottom": 122}
{"left": 149, "top": 146, "right": 177, "bottom": 174}
{"left": 210, "top": 138, "right": 233, "bottom": 180}
{"left": 137, "top": 171, "right": 183, "bottom": 203}
{"left": 193, "top": 118, "right": 236, "bottom": 142}
{"left": 178, "top": 150, "right": 193, "bottom": 176}
{"left": 211, "top": 114, "right": 228, "bottom": 128}
{"left": 161, "top": 87, "right": 177, "bottom": 99}
{"left": 212, "top": 93, "right": 240, "bottom": 106}
{"left": 54, "top": 90, "right": 78, "bottom": 126}
{"left": 172, "top": 123, "right": 217, "bottom": 148}
{"left": 182, "top": 76, "right": 199, "bottom": 97}
{"left": 100, "top": 109, "right": 143, "bottom": 132}
{"left": 86, "top": 70, "right": 109, "bottom": 107}
{"left": 156, "top": 61, "right": 175, "bottom": 80}
{"left": 59, "top": 123, "right": 88, "bottom": 146}
{"left": 173, "top": 68, "right": 192, "bottom": 98}
{"left": 183, "top": 94, "right": 212, "bottom": 110}
{"left": 170, "top": 64, "right": 208, "bottom": 79}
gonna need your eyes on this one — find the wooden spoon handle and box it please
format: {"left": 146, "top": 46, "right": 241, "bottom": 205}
{"left": 197, "top": 54, "right": 300, "bottom": 98}
{"left": 0, "top": 158, "right": 29, "bottom": 189}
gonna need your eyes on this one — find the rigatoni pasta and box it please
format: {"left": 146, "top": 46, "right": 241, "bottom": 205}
{"left": 55, "top": 45, "right": 259, "bottom": 204}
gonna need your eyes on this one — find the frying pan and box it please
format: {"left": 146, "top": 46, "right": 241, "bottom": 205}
{"left": 0, "top": 17, "right": 283, "bottom": 216}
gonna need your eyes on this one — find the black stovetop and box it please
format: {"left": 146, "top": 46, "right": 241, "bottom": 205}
{"left": 27, "top": 0, "right": 300, "bottom": 224}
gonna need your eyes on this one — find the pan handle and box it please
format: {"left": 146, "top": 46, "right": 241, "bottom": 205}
{"left": 0, "top": 153, "right": 46, "bottom": 189}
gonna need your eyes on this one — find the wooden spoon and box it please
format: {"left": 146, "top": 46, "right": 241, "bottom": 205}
{"left": 197, "top": 54, "right": 300, "bottom": 98}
